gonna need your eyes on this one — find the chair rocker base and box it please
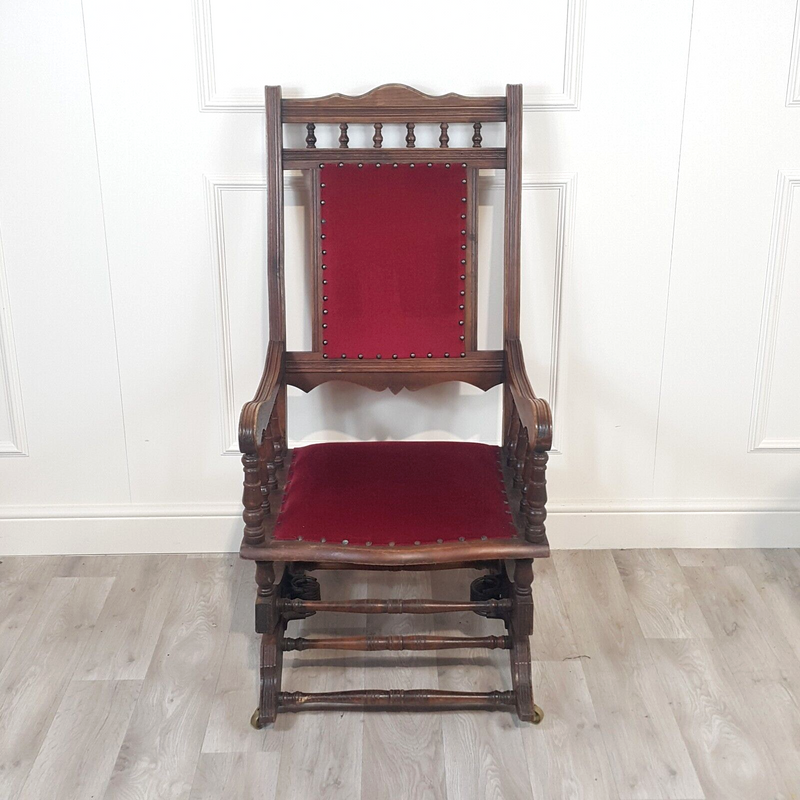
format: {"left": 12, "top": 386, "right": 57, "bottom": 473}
{"left": 250, "top": 559, "right": 543, "bottom": 726}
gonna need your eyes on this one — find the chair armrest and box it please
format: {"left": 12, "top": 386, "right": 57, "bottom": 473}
{"left": 504, "top": 339, "right": 553, "bottom": 452}
{"left": 238, "top": 340, "right": 285, "bottom": 454}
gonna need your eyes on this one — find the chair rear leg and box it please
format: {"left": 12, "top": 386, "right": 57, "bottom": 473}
{"left": 510, "top": 559, "right": 543, "bottom": 723}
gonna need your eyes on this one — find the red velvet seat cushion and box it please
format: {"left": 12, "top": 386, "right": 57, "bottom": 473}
{"left": 273, "top": 441, "right": 517, "bottom": 546}
{"left": 319, "top": 162, "right": 467, "bottom": 360}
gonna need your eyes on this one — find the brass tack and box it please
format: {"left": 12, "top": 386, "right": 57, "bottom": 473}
{"left": 410, "top": 353, "right": 416, "bottom": 358}
{"left": 342, "top": 539, "right": 349, "bottom": 545}
{"left": 321, "top": 264, "right": 327, "bottom": 269}
{"left": 389, "top": 541, "right": 395, "bottom": 547}
{"left": 321, "top": 234, "right": 326, "bottom": 239}
{"left": 321, "top": 183, "right": 326, "bottom": 188}
{"left": 393, "top": 163, "right": 398, "bottom": 167}
{"left": 460, "top": 335, "right": 465, "bottom": 341}
{"left": 460, "top": 274, "right": 466, "bottom": 280}
{"left": 358, "top": 163, "right": 363, "bottom": 168}
{"left": 322, "top": 279, "right": 328, "bottom": 285}
{"left": 460, "top": 290, "right": 465, "bottom": 296}
{"left": 427, "top": 162, "right": 433, "bottom": 167}
{"left": 461, "top": 244, "right": 466, "bottom": 250}
{"left": 461, "top": 229, "right": 466, "bottom": 235}
{"left": 445, "top": 163, "right": 451, "bottom": 168}
{"left": 461, "top": 163, "right": 467, "bottom": 167}
{"left": 338, "top": 162, "right": 344, "bottom": 167}
{"left": 323, "top": 353, "right": 328, "bottom": 358}
{"left": 458, "top": 536, "right": 465, "bottom": 542}
{"left": 341, "top": 354, "right": 346, "bottom": 358}
{"left": 298, "top": 535, "right": 303, "bottom": 540}
{"left": 358, "top": 353, "right": 363, "bottom": 359}
{"left": 392, "top": 354, "right": 398, "bottom": 359}
{"left": 322, "top": 323, "right": 328, "bottom": 328}
{"left": 437, "top": 538, "right": 443, "bottom": 544}
{"left": 461, "top": 259, "right": 466, "bottom": 264}
{"left": 376, "top": 163, "right": 381, "bottom": 167}
{"left": 460, "top": 352, "right": 466, "bottom": 357}
{"left": 366, "top": 541, "right": 372, "bottom": 546}
{"left": 427, "top": 353, "right": 432, "bottom": 358}
{"left": 376, "top": 354, "right": 382, "bottom": 359}
{"left": 323, "top": 295, "right": 328, "bottom": 301}
{"left": 322, "top": 339, "right": 328, "bottom": 345}
{"left": 459, "top": 304, "right": 464, "bottom": 310}
{"left": 461, "top": 197, "right": 467, "bottom": 202}
{"left": 444, "top": 352, "right": 450, "bottom": 358}
{"left": 322, "top": 249, "right": 327, "bottom": 254}
{"left": 414, "top": 540, "right": 421, "bottom": 545}
{"left": 481, "top": 535, "right": 487, "bottom": 541}
{"left": 320, "top": 537, "right": 326, "bottom": 542}
{"left": 461, "top": 214, "right": 466, "bottom": 219}
{"left": 322, "top": 309, "right": 328, "bottom": 314}
{"left": 320, "top": 200, "right": 325, "bottom": 205}
{"left": 461, "top": 179, "right": 467, "bottom": 184}
{"left": 459, "top": 320, "right": 464, "bottom": 325}
{"left": 319, "top": 164, "right": 324, "bottom": 168}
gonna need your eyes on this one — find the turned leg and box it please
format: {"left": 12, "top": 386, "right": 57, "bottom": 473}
{"left": 524, "top": 448, "right": 548, "bottom": 545}
{"left": 510, "top": 559, "right": 542, "bottom": 723}
{"left": 242, "top": 453, "right": 265, "bottom": 546}
{"left": 252, "top": 561, "right": 284, "bottom": 728}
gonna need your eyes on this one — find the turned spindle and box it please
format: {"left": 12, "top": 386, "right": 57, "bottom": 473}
{"left": 373, "top": 122, "right": 383, "bottom": 148}
{"left": 338, "top": 122, "right": 349, "bottom": 148}
{"left": 305, "top": 122, "right": 316, "bottom": 149}
{"left": 405, "top": 122, "right": 416, "bottom": 148}
{"left": 241, "top": 453, "right": 265, "bottom": 546}
{"left": 439, "top": 122, "right": 449, "bottom": 148}
{"left": 472, "top": 121, "right": 483, "bottom": 148}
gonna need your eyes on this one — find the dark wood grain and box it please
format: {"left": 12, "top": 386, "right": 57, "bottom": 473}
{"left": 241, "top": 84, "right": 553, "bottom": 726}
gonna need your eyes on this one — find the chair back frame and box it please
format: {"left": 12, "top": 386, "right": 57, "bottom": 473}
{"left": 264, "top": 83, "right": 524, "bottom": 395}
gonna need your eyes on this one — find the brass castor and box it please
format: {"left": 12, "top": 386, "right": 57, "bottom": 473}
{"left": 251, "top": 708, "right": 266, "bottom": 729}
{"left": 532, "top": 704, "right": 544, "bottom": 724}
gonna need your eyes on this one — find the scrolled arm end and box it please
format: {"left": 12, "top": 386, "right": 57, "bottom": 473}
{"left": 505, "top": 339, "right": 553, "bottom": 452}
{"left": 238, "top": 341, "right": 285, "bottom": 454}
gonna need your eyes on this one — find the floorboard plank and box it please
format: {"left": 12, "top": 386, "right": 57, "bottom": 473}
{"left": 18, "top": 680, "right": 141, "bottom": 800}
{"left": 0, "top": 577, "right": 114, "bottom": 800}
{"left": 555, "top": 551, "right": 703, "bottom": 800}
{"left": 0, "top": 556, "right": 62, "bottom": 671}
{"left": 360, "top": 571, "right": 447, "bottom": 800}
{"left": 523, "top": 660, "right": 619, "bottom": 800}
{"left": 434, "top": 569, "right": 534, "bottom": 800}
{"left": 649, "top": 637, "right": 788, "bottom": 800}
{"left": 102, "top": 556, "right": 239, "bottom": 800}
{"left": 188, "top": 753, "right": 280, "bottom": 800}
{"left": 613, "top": 550, "right": 712, "bottom": 639}
{"left": 77, "top": 554, "right": 185, "bottom": 680}
{"left": 273, "top": 570, "right": 367, "bottom": 800}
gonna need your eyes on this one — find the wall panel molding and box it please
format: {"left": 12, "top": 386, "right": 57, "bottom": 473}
{"left": 0, "top": 231, "right": 28, "bottom": 456}
{"left": 205, "top": 174, "right": 305, "bottom": 455}
{"left": 749, "top": 170, "right": 800, "bottom": 452}
{"left": 787, "top": 0, "right": 800, "bottom": 106}
{"left": 191, "top": 0, "right": 586, "bottom": 113}
{"left": 207, "top": 173, "right": 574, "bottom": 456}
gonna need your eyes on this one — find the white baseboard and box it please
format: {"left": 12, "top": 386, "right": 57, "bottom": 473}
{"left": 1, "top": 503, "right": 798, "bottom": 554}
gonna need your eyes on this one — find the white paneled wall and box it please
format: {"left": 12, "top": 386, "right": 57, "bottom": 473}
{"left": 1, "top": 0, "right": 799, "bottom": 554}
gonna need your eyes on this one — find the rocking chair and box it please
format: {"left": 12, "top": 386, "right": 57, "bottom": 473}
{"left": 239, "top": 84, "right": 552, "bottom": 727}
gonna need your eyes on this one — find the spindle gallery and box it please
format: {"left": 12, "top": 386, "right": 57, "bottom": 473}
{"left": 238, "top": 84, "right": 551, "bottom": 727}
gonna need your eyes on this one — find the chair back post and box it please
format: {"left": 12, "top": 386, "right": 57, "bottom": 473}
{"left": 503, "top": 83, "right": 523, "bottom": 342}
{"left": 265, "top": 85, "right": 286, "bottom": 344}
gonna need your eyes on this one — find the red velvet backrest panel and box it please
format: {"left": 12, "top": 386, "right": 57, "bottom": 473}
{"left": 319, "top": 162, "right": 468, "bottom": 360}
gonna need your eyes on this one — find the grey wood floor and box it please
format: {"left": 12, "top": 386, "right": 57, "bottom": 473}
{"left": 1, "top": 550, "right": 799, "bottom": 800}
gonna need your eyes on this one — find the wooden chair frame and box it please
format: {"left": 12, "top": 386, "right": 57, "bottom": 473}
{"left": 239, "top": 84, "right": 552, "bottom": 726}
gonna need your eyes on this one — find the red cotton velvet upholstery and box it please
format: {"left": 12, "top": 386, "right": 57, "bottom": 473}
{"left": 273, "top": 441, "right": 517, "bottom": 546}
{"left": 319, "top": 162, "right": 468, "bottom": 360}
